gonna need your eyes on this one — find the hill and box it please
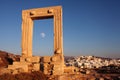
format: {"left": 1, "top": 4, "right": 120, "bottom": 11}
{"left": 0, "top": 50, "right": 20, "bottom": 68}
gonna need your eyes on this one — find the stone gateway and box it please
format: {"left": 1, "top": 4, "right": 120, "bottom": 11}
{"left": 8, "top": 6, "right": 76, "bottom": 75}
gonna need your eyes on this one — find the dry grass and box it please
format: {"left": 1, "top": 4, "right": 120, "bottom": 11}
{"left": 0, "top": 71, "right": 47, "bottom": 80}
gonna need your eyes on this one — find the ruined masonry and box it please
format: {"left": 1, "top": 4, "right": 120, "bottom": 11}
{"left": 8, "top": 6, "right": 76, "bottom": 75}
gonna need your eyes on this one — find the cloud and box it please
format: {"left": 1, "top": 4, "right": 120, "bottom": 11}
{"left": 40, "top": 32, "right": 46, "bottom": 38}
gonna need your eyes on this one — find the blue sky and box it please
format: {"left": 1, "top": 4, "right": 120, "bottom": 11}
{"left": 0, "top": 0, "right": 120, "bottom": 58}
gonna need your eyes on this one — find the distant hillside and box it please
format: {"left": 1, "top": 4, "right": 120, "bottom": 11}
{"left": 0, "top": 50, "right": 20, "bottom": 68}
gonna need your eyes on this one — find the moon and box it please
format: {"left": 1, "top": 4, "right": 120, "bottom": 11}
{"left": 40, "top": 32, "right": 45, "bottom": 38}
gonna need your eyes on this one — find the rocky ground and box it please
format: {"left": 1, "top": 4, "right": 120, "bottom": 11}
{"left": 0, "top": 50, "right": 20, "bottom": 67}
{"left": 0, "top": 71, "right": 47, "bottom": 80}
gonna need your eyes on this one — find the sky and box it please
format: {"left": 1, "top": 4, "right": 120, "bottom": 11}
{"left": 0, "top": 0, "right": 120, "bottom": 58}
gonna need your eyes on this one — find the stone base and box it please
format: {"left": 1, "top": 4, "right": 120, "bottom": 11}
{"left": 7, "top": 55, "right": 77, "bottom": 75}
{"left": 8, "top": 56, "right": 40, "bottom": 74}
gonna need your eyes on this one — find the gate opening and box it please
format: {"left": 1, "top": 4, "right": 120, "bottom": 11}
{"left": 33, "top": 19, "right": 53, "bottom": 56}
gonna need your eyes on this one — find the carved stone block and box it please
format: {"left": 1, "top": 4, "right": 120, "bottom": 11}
{"left": 41, "top": 56, "right": 51, "bottom": 63}
{"left": 33, "top": 63, "right": 40, "bottom": 71}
